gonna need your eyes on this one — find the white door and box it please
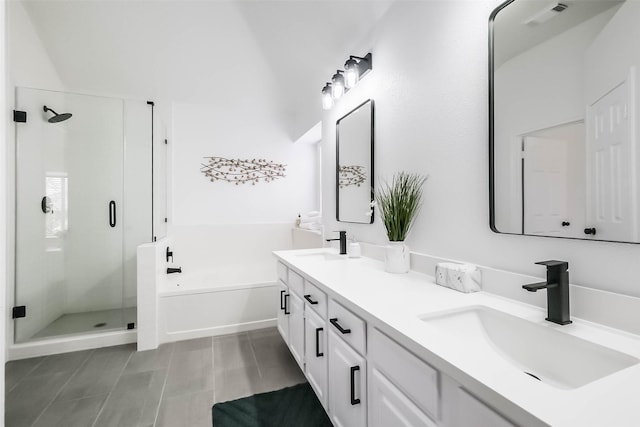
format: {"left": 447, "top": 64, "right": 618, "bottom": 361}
{"left": 305, "top": 308, "right": 328, "bottom": 409}
{"left": 586, "top": 80, "right": 636, "bottom": 241}
{"left": 369, "top": 368, "right": 437, "bottom": 427}
{"left": 329, "top": 330, "right": 366, "bottom": 427}
{"left": 523, "top": 136, "right": 570, "bottom": 235}
{"left": 288, "top": 291, "right": 305, "bottom": 370}
{"left": 277, "top": 282, "right": 289, "bottom": 342}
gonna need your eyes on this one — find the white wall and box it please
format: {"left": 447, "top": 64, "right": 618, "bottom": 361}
{"left": 171, "top": 101, "right": 318, "bottom": 225}
{"left": 322, "top": 0, "right": 640, "bottom": 298}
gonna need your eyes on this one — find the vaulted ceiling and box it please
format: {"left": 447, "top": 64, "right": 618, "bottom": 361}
{"left": 20, "top": 0, "right": 393, "bottom": 138}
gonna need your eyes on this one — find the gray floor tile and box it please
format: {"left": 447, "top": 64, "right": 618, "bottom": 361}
{"left": 56, "top": 345, "right": 135, "bottom": 402}
{"left": 247, "top": 326, "right": 280, "bottom": 339}
{"left": 5, "top": 372, "right": 71, "bottom": 427}
{"left": 156, "top": 390, "right": 214, "bottom": 427}
{"left": 28, "top": 349, "right": 93, "bottom": 377}
{"left": 213, "top": 333, "right": 256, "bottom": 373}
{"left": 5, "top": 356, "right": 46, "bottom": 392}
{"left": 33, "top": 394, "right": 107, "bottom": 427}
{"left": 250, "top": 331, "right": 294, "bottom": 370}
{"left": 257, "top": 353, "right": 306, "bottom": 393}
{"left": 214, "top": 363, "right": 263, "bottom": 403}
{"left": 173, "top": 337, "right": 212, "bottom": 353}
{"left": 94, "top": 368, "right": 167, "bottom": 427}
{"left": 124, "top": 343, "right": 174, "bottom": 374}
{"left": 164, "top": 341, "right": 213, "bottom": 397}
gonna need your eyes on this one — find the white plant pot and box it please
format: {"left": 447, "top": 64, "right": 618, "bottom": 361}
{"left": 384, "top": 241, "right": 410, "bottom": 273}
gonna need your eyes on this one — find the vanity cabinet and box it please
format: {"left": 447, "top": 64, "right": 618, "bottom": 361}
{"left": 276, "top": 280, "right": 289, "bottom": 341}
{"left": 329, "top": 329, "right": 367, "bottom": 427}
{"left": 304, "top": 306, "right": 328, "bottom": 408}
{"left": 276, "top": 263, "right": 304, "bottom": 370}
{"left": 288, "top": 290, "right": 305, "bottom": 370}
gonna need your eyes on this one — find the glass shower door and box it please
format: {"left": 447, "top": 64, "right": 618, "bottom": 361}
{"left": 15, "top": 88, "right": 126, "bottom": 342}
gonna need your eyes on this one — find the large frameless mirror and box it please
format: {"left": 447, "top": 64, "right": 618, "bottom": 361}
{"left": 489, "top": 0, "right": 640, "bottom": 243}
{"left": 336, "top": 99, "right": 374, "bottom": 223}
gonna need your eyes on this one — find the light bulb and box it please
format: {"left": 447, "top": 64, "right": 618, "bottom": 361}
{"left": 322, "top": 83, "right": 333, "bottom": 110}
{"left": 331, "top": 72, "right": 345, "bottom": 99}
{"left": 344, "top": 58, "right": 359, "bottom": 89}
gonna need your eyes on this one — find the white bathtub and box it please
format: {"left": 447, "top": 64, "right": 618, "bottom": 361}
{"left": 158, "top": 262, "right": 278, "bottom": 342}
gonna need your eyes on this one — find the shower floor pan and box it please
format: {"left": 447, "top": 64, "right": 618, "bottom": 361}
{"left": 31, "top": 307, "right": 137, "bottom": 340}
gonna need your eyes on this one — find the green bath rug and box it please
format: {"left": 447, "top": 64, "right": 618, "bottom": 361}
{"left": 212, "top": 382, "right": 332, "bottom": 427}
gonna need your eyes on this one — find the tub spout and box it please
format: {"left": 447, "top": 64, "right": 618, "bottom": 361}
{"left": 167, "top": 267, "right": 182, "bottom": 274}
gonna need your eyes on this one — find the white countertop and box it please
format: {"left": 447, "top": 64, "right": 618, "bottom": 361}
{"left": 274, "top": 248, "right": 640, "bottom": 427}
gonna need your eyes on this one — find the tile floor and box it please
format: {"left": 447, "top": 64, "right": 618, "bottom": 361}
{"left": 5, "top": 328, "right": 306, "bottom": 427}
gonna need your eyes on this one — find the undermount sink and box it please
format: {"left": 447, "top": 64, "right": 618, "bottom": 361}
{"left": 420, "top": 306, "right": 639, "bottom": 389}
{"left": 295, "top": 251, "right": 346, "bottom": 261}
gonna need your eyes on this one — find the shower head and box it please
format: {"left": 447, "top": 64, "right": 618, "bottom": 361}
{"left": 43, "top": 105, "right": 72, "bottom": 123}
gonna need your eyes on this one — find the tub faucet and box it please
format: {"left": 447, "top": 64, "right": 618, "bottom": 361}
{"left": 167, "top": 267, "right": 182, "bottom": 274}
{"left": 523, "top": 260, "right": 571, "bottom": 325}
{"left": 326, "top": 231, "right": 347, "bottom": 255}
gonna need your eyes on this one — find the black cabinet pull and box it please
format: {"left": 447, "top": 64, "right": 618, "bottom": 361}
{"left": 315, "top": 327, "right": 324, "bottom": 357}
{"left": 330, "top": 318, "right": 351, "bottom": 334}
{"left": 584, "top": 227, "right": 597, "bottom": 235}
{"left": 561, "top": 221, "right": 570, "bottom": 227}
{"left": 284, "top": 294, "right": 290, "bottom": 315}
{"left": 280, "top": 290, "right": 286, "bottom": 310}
{"left": 109, "top": 201, "right": 116, "bottom": 228}
{"left": 350, "top": 365, "right": 361, "bottom": 405}
{"left": 304, "top": 294, "right": 318, "bottom": 305}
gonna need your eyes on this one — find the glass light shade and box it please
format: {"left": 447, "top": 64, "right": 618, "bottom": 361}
{"left": 331, "top": 73, "right": 345, "bottom": 99}
{"left": 322, "top": 84, "right": 333, "bottom": 110}
{"left": 344, "top": 59, "right": 359, "bottom": 89}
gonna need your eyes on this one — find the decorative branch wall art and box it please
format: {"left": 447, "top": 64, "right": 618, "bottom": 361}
{"left": 339, "top": 165, "right": 366, "bottom": 188}
{"left": 201, "top": 157, "right": 287, "bottom": 185}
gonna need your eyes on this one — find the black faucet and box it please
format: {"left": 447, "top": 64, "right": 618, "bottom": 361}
{"left": 326, "top": 231, "right": 347, "bottom": 255}
{"left": 167, "top": 267, "right": 182, "bottom": 274}
{"left": 523, "top": 260, "right": 572, "bottom": 325}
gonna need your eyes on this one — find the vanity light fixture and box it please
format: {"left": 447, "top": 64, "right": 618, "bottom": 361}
{"left": 322, "top": 83, "right": 333, "bottom": 110}
{"left": 321, "top": 52, "right": 373, "bottom": 110}
{"left": 331, "top": 70, "right": 346, "bottom": 100}
{"left": 344, "top": 53, "right": 372, "bottom": 89}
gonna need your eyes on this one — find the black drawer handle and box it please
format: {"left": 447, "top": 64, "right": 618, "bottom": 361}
{"left": 315, "top": 327, "right": 324, "bottom": 357}
{"left": 280, "top": 290, "right": 286, "bottom": 310}
{"left": 284, "top": 294, "right": 290, "bottom": 315}
{"left": 304, "top": 294, "right": 318, "bottom": 305}
{"left": 584, "top": 227, "right": 597, "bottom": 235}
{"left": 330, "top": 318, "right": 351, "bottom": 334}
{"left": 350, "top": 365, "right": 361, "bottom": 405}
{"left": 109, "top": 200, "right": 116, "bottom": 228}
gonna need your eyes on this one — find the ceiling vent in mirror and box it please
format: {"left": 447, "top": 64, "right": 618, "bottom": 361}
{"left": 524, "top": 2, "right": 568, "bottom": 26}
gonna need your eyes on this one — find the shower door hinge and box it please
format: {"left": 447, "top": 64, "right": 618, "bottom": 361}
{"left": 164, "top": 139, "right": 168, "bottom": 145}
{"left": 13, "top": 110, "right": 27, "bottom": 123}
{"left": 12, "top": 306, "right": 26, "bottom": 319}
{"left": 164, "top": 218, "right": 168, "bottom": 223}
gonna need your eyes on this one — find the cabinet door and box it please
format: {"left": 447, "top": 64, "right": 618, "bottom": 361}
{"left": 277, "top": 281, "right": 289, "bottom": 343}
{"left": 329, "top": 330, "right": 366, "bottom": 427}
{"left": 369, "top": 367, "right": 437, "bottom": 427}
{"left": 288, "top": 291, "right": 305, "bottom": 370}
{"left": 305, "top": 308, "right": 328, "bottom": 408}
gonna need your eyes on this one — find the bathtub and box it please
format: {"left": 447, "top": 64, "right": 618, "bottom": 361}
{"left": 158, "top": 262, "right": 278, "bottom": 342}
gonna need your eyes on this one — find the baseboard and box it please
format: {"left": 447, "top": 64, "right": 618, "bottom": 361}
{"left": 160, "top": 318, "right": 277, "bottom": 344}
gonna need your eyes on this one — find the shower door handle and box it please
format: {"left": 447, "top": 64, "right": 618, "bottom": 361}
{"left": 109, "top": 201, "right": 116, "bottom": 228}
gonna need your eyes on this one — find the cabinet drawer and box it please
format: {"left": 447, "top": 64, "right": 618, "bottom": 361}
{"left": 288, "top": 270, "right": 304, "bottom": 297}
{"left": 328, "top": 300, "right": 366, "bottom": 355}
{"left": 370, "top": 328, "right": 439, "bottom": 420}
{"left": 304, "top": 280, "right": 327, "bottom": 318}
{"left": 277, "top": 262, "right": 288, "bottom": 283}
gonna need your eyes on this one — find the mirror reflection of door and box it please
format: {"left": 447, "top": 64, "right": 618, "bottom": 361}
{"left": 586, "top": 77, "right": 636, "bottom": 241}
{"left": 522, "top": 122, "right": 585, "bottom": 238}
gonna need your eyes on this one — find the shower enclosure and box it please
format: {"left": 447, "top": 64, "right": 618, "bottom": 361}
{"left": 13, "top": 87, "right": 166, "bottom": 344}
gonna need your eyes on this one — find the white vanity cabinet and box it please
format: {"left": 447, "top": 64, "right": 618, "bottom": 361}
{"left": 328, "top": 300, "right": 367, "bottom": 427}
{"left": 304, "top": 305, "right": 328, "bottom": 408}
{"left": 329, "top": 329, "right": 367, "bottom": 427}
{"left": 276, "top": 263, "right": 304, "bottom": 370}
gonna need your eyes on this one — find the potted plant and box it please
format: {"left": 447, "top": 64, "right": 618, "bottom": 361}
{"left": 375, "top": 172, "right": 427, "bottom": 273}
